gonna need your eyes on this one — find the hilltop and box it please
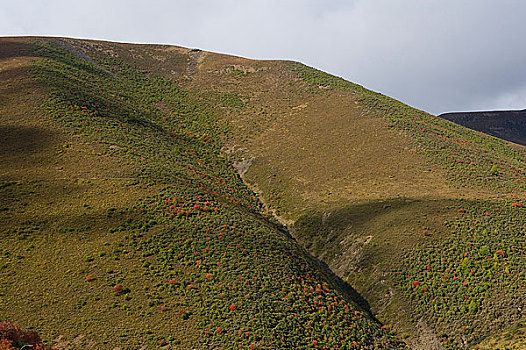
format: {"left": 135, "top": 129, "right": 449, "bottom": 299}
{"left": 1, "top": 37, "right": 525, "bottom": 350}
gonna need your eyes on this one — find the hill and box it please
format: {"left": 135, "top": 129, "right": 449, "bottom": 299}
{"left": 0, "top": 37, "right": 404, "bottom": 349}
{"left": 175, "top": 39, "right": 526, "bottom": 348}
{"left": 1, "top": 37, "right": 525, "bottom": 349}
{"left": 440, "top": 110, "right": 526, "bottom": 146}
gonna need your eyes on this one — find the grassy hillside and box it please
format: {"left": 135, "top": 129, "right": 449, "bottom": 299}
{"left": 1, "top": 37, "right": 524, "bottom": 349}
{"left": 474, "top": 319, "right": 526, "bottom": 349}
{"left": 0, "top": 38, "right": 404, "bottom": 349}
{"left": 165, "top": 41, "right": 525, "bottom": 349}
{"left": 279, "top": 65, "right": 525, "bottom": 349}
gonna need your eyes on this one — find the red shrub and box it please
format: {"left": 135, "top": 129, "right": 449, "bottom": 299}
{"left": 113, "top": 284, "right": 123, "bottom": 293}
{"left": 0, "top": 338, "right": 12, "bottom": 350}
{"left": 0, "top": 321, "right": 49, "bottom": 349}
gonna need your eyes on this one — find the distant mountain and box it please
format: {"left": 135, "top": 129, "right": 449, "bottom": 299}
{"left": 439, "top": 109, "right": 526, "bottom": 146}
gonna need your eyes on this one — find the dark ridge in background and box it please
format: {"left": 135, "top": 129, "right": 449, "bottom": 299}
{"left": 439, "top": 109, "right": 526, "bottom": 146}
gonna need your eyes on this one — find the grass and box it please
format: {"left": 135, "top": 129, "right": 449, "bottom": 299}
{"left": 280, "top": 64, "right": 525, "bottom": 348}
{"left": 395, "top": 201, "right": 525, "bottom": 348}
{"left": 1, "top": 36, "right": 524, "bottom": 349}
{"left": 183, "top": 57, "right": 525, "bottom": 348}
{"left": 474, "top": 318, "right": 526, "bottom": 349}
{"left": 289, "top": 62, "right": 525, "bottom": 194}
{"left": 1, "top": 38, "right": 405, "bottom": 349}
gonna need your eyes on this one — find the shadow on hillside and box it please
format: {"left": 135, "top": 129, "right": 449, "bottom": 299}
{"left": 315, "top": 254, "right": 379, "bottom": 320}
{"left": 295, "top": 198, "right": 443, "bottom": 233}
{"left": 0, "top": 126, "right": 54, "bottom": 162}
{"left": 0, "top": 179, "right": 139, "bottom": 239}
{"left": 240, "top": 201, "right": 382, "bottom": 319}
{"left": 290, "top": 198, "right": 466, "bottom": 320}
{"left": 293, "top": 198, "right": 460, "bottom": 250}
{"left": 0, "top": 40, "right": 37, "bottom": 60}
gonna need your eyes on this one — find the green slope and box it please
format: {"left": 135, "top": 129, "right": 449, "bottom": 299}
{"left": 254, "top": 65, "right": 525, "bottom": 349}
{"left": 165, "top": 43, "right": 524, "bottom": 348}
{"left": 291, "top": 62, "right": 525, "bottom": 193}
{"left": 1, "top": 36, "right": 525, "bottom": 350}
{"left": 281, "top": 64, "right": 526, "bottom": 349}
{"left": 0, "top": 38, "right": 405, "bottom": 349}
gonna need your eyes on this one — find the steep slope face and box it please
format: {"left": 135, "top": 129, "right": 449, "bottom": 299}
{"left": 0, "top": 38, "right": 404, "bottom": 349}
{"left": 1, "top": 37, "right": 524, "bottom": 350}
{"left": 440, "top": 110, "right": 526, "bottom": 146}
{"left": 161, "top": 43, "right": 525, "bottom": 349}
{"left": 474, "top": 319, "right": 526, "bottom": 349}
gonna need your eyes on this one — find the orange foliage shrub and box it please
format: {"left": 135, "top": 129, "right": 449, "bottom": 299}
{"left": 0, "top": 321, "right": 50, "bottom": 349}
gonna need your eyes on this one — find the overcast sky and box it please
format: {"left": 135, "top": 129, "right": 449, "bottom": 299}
{"left": 2, "top": 0, "right": 526, "bottom": 115}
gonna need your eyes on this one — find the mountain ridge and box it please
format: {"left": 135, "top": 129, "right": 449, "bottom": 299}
{"left": 439, "top": 109, "right": 526, "bottom": 146}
